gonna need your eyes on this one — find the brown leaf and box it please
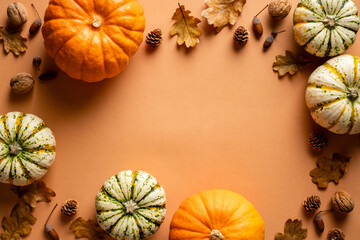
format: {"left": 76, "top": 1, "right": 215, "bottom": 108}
{"left": 1, "top": 202, "right": 36, "bottom": 240}
{"left": 11, "top": 181, "right": 56, "bottom": 208}
{"left": 69, "top": 217, "right": 108, "bottom": 240}
{"left": 272, "top": 50, "right": 309, "bottom": 77}
{"left": 170, "top": 4, "right": 202, "bottom": 48}
{"left": 275, "top": 219, "right": 307, "bottom": 240}
{"left": 0, "top": 27, "right": 27, "bottom": 56}
{"left": 310, "top": 153, "right": 350, "bottom": 189}
{"left": 201, "top": 0, "right": 246, "bottom": 32}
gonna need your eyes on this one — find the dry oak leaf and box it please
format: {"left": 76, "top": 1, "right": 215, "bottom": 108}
{"left": 70, "top": 217, "right": 108, "bottom": 240}
{"left": 201, "top": 0, "right": 246, "bottom": 32}
{"left": 1, "top": 202, "right": 36, "bottom": 240}
{"left": 170, "top": 4, "right": 202, "bottom": 48}
{"left": 273, "top": 50, "right": 309, "bottom": 77}
{"left": 310, "top": 153, "right": 350, "bottom": 189}
{"left": 0, "top": 27, "right": 27, "bottom": 56}
{"left": 275, "top": 219, "right": 307, "bottom": 240}
{"left": 11, "top": 181, "right": 56, "bottom": 208}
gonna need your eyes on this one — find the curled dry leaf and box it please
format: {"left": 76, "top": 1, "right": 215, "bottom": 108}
{"left": 273, "top": 50, "right": 309, "bottom": 77}
{"left": 0, "top": 27, "right": 27, "bottom": 56}
{"left": 170, "top": 4, "right": 202, "bottom": 48}
{"left": 1, "top": 202, "right": 36, "bottom": 240}
{"left": 310, "top": 153, "right": 350, "bottom": 189}
{"left": 70, "top": 217, "right": 108, "bottom": 240}
{"left": 201, "top": 0, "right": 246, "bottom": 32}
{"left": 275, "top": 219, "right": 307, "bottom": 240}
{"left": 11, "top": 181, "right": 56, "bottom": 208}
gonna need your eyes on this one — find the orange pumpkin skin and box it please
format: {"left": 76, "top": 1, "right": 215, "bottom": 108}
{"left": 170, "top": 189, "right": 265, "bottom": 240}
{"left": 42, "top": 0, "right": 145, "bottom": 82}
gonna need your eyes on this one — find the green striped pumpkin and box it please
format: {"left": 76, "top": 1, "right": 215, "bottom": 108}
{"left": 95, "top": 170, "right": 166, "bottom": 240}
{"left": 0, "top": 112, "right": 56, "bottom": 186}
{"left": 294, "top": 0, "right": 360, "bottom": 57}
{"left": 305, "top": 54, "right": 360, "bottom": 134}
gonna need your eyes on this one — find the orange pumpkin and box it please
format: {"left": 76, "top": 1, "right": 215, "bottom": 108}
{"left": 170, "top": 189, "right": 265, "bottom": 240}
{"left": 42, "top": 0, "right": 145, "bottom": 82}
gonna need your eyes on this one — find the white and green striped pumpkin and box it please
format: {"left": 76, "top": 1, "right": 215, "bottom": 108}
{"left": 95, "top": 170, "right": 166, "bottom": 240}
{"left": 294, "top": 0, "right": 360, "bottom": 57}
{"left": 0, "top": 112, "right": 56, "bottom": 186}
{"left": 306, "top": 54, "right": 360, "bottom": 134}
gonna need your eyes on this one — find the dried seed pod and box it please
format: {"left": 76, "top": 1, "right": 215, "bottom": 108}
{"left": 10, "top": 73, "right": 35, "bottom": 94}
{"left": 303, "top": 195, "right": 321, "bottom": 212}
{"left": 29, "top": 3, "right": 42, "bottom": 35}
{"left": 252, "top": 5, "right": 268, "bottom": 37}
{"left": 61, "top": 199, "right": 79, "bottom": 216}
{"left": 309, "top": 132, "right": 328, "bottom": 151}
{"left": 331, "top": 190, "right": 355, "bottom": 214}
{"left": 146, "top": 28, "right": 162, "bottom": 47}
{"left": 268, "top": 0, "right": 292, "bottom": 20}
{"left": 263, "top": 30, "right": 285, "bottom": 48}
{"left": 7, "top": 2, "right": 28, "bottom": 27}
{"left": 33, "top": 56, "right": 42, "bottom": 71}
{"left": 45, "top": 204, "right": 59, "bottom": 240}
{"left": 314, "top": 212, "right": 325, "bottom": 233}
{"left": 327, "top": 228, "right": 345, "bottom": 240}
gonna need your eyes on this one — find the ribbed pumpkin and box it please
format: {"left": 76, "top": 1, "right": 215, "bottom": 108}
{"left": 42, "top": 0, "right": 145, "bottom": 82}
{"left": 293, "top": 0, "right": 360, "bottom": 57}
{"left": 305, "top": 54, "right": 360, "bottom": 134}
{"left": 0, "top": 112, "right": 56, "bottom": 186}
{"left": 170, "top": 189, "right": 265, "bottom": 240}
{"left": 95, "top": 170, "right": 166, "bottom": 240}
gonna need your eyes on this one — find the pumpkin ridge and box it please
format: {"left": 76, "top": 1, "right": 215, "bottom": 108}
{"left": 132, "top": 215, "right": 144, "bottom": 239}
{"left": 346, "top": 102, "right": 355, "bottom": 133}
{"left": 136, "top": 184, "right": 161, "bottom": 206}
{"left": 18, "top": 154, "right": 48, "bottom": 170}
{"left": 101, "top": 187, "right": 124, "bottom": 204}
{"left": 103, "top": 26, "right": 140, "bottom": 56}
{"left": 115, "top": 173, "right": 128, "bottom": 201}
{"left": 0, "top": 115, "right": 10, "bottom": 143}
{"left": 175, "top": 205, "right": 212, "bottom": 231}
{"left": 353, "top": 56, "right": 360, "bottom": 86}
{"left": 130, "top": 171, "right": 138, "bottom": 201}
{"left": 14, "top": 113, "right": 24, "bottom": 142}
{"left": 307, "top": 83, "right": 344, "bottom": 93}
{"left": 24, "top": 145, "right": 56, "bottom": 153}
{"left": 198, "top": 192, "right": 217, "bottom": 230}
{"left": 18, "top": 122, "right": 46, "bottom": 145}
{"left": 69, "top": 0, "right": 92, "bottom": 19}
{"left": 301, "top": 25, "right": 326, "bottom": 48}
{"left": 103, "top": 0, "right": 139, "bottom": 21}
{"left": 297, "top": 4, "right": 324, "bottom": 18}
{"left": 310, "top": 98, "right": 344, "bottom": 112}
{"left": 79, "top": 30, "right": 96, "bottom": 81}
{"left": 135, "top": 212, "right": 161, "bottom": 227}
{"left": 16, "top": 157, "right": 31, "bottom": 180}
{"left": 328, "top": 104, "right": 347, "bottom": 130}
{"left": 324, "top": 62, "right": 348, "bottom": 86}
{"left": 101, "top": 29, "right": 131, "bottom": 57}
{"left": 107, "top": 213, "right": 127, "bottom": 232}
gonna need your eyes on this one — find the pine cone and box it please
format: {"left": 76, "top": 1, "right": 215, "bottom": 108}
{"left": 146, "top": 28, "right": 162, "bottom": 47}
{"left": 234, "top": 26, "right": 250, "bottom": 45}
{"left": 303, "top": 195, "right": 321, "bottom": 212}
{"left": 61, "top": 199, "right": 79, "bottom": 216}
{"left": 309, "top": 132, "right": 328, "bottom": 151}
{"left": 327, "top": 228, "right": 345, "bottom": 240}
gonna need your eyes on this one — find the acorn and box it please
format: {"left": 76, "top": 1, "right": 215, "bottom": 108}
{"left": 263, "top": 30, "right": 286, "bottom": 48}
{"left": 29, "top": 3, "right": 42, "bottom": 35}
{"left": 45, "top": 204, "right": 59, "bottom": 240}
{"left": 252, "top": 5, "right": 268, "bottom": 37}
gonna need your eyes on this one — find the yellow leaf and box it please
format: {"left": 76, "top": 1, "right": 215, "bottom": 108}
{"left": 201, "top": 0, "right": 246, "bottom": 32}
{"left": 1, "top": 202, "right": 36, "bottom": 240}
{"left": 0, "top": 27, "right": 27, "bottom": 56}
{"left": 170, "top": 4, "right": 202, "bottom": 48}
{"left": 70, "top": 217, "right": 108, "bottom": 240}
{"left": 11, "top": 181, "right": 56, "bottom": 208}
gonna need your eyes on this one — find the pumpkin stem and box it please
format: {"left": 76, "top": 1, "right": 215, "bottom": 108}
{"left": 123, "top": 200, "right": 139, "bottom": 215}
{"left": 323, "top": 15, "right": 336, "bottom": 29}
{"left": 9, "top": 142, "right": 22, "bottom": 156}
{"left": 92, "top": 19, "right": 101, "bottom": 28}
{"left": 210, "top": 230, "right": 225, "bottom": 240}
{"left": 346, "top": 88, "right": 359, "bottom": 102}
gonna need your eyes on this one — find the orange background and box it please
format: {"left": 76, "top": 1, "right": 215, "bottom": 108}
{"left": 1, "top": 0, "right": 360, "bottom": 239}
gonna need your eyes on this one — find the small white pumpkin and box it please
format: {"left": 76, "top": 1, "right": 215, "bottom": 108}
{"left": 0, "top": 112, "right": 56, "bottom": 186}
{"left": 305, "top": 54, "right": 360, "bottom": 134}
{"left": 294, "top": 0, "right": 360, "bottom": 57}
{"left": 95, "top": 170, "right": 166, "bottom": 240}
